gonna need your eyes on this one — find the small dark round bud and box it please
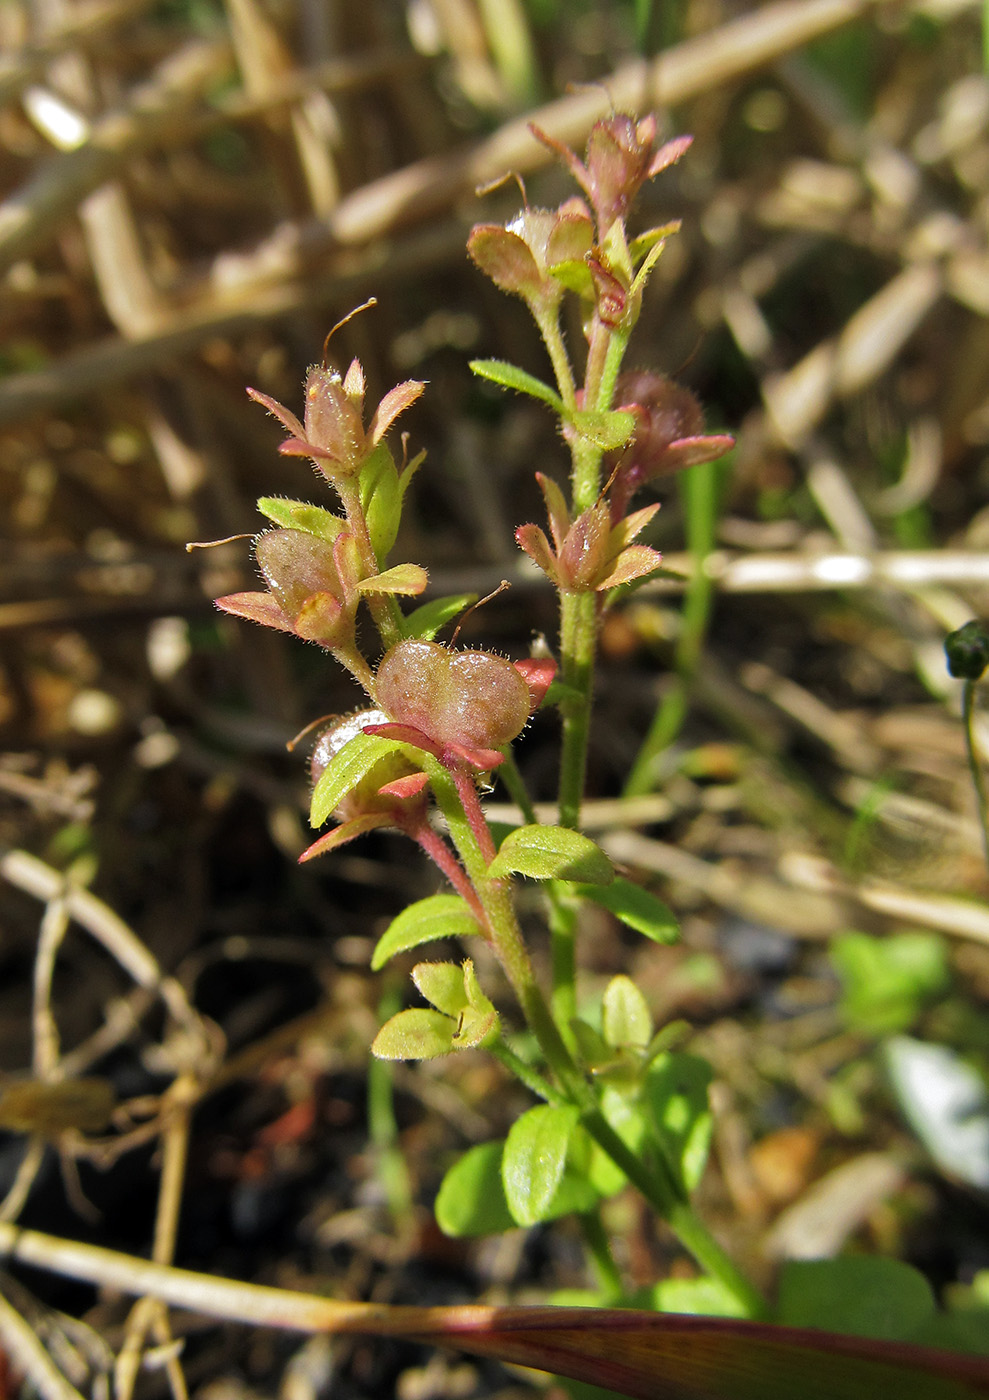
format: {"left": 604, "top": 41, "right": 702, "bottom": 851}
{"left": 945, "top": 620, "right": 989, "bottom": 680}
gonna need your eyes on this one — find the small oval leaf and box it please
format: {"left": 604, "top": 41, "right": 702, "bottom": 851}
{"left": 644, "top": 1053, "right": 713, "bottom": 1193}
{"left": 435, "top": 1141, "right": 514, "bottom": 1237}
{"left": 412, "top": 962, "right": 468, "bottom": 1016}
{"left": 602, "top": 975, "right": 653, "bottom": 1050}
{"left": 371, "top": 1009, "right": 454, "bottom": 1061}
{"left": 371, "top": 894, "right": 482, "bottom": 971}
{"left": 488, "top": 826, "right": 614, "bottom": 884}
{"left": 502, "top": 1103, "right": 579, "bottom": 1226}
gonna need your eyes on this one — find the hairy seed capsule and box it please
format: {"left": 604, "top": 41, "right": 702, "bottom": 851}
{"left": 376, "top": 640, "right": 530, "bottom": 751}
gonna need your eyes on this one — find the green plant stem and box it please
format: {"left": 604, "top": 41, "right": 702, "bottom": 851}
{"left": 624, "top": 458, "right": 720, "bottom": 797}
{"left": 425, "top": 769, "right": 764, "bottom": 1317}
{"left": 535, "top": 308, "right": 577, "bottom": 410}
{"left": 580, "top": 1207, "right": 623, "bottom": 1301}
{"left": 368, "top": 986, "right": 413, "bottom": 1220}
{"left": 557, "top": 589, "right": 597, "bottom": 828}
{"left": 962, "top": 678, "right": 989, "bottom": 872}
{"left": 496, "top": 747, "right": 538, "bottom": 825}
{"left": 548, "top": 893, "right": 578, "bottom": 1041}
{"left": 491, "top": 1040, "right": 565, "bottom": 1105}
{"left": 579, "top": 1109, "right": 765, "bottom": 1320}
{"left": 331, "top": 644, "right": 377, "bottom": 699}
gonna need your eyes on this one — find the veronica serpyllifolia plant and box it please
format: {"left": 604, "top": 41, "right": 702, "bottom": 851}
{"left": 215, "top": 116, "right": 757, "bottom": 1318}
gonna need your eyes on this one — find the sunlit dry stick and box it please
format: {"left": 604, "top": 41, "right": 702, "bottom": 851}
{"left": 0, "top": 0, "right": 890, "bottom": 418}
{"left": 116, "top": 1077, "right": 197, "bottom": 1400}
{"left": 781, "top": 852, "right": 989, "bottom": 946}
{"left": 0, "top": 38, "right": 232, "bottom": 274}
{"left": 0, "top": 850, "right": 203, "bottom": 1043}
{"left": 0, "top": 1288, "right": 86, "bottom": 1400}
{"left": 0, "top": 0, "right": 153, "bottom": 106}
{"left": 0, "top": 1139, "right": 45, "bottom": 1224}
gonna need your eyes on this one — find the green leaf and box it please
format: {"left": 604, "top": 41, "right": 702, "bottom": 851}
{"left": 585, "top": 1086, "right": 652, "bottom": 1198}
{"left": 601, "top": 975, "right": 652, "bottom": 1050}
{"left": 257, "top": 496, "right": 344, "bottom": 541}
{"left": 401, "top": 593, "right": 477, "bottom": 641}
{"left": 359, "top": 442, "right": 401, "bottom": 561}
{"left": 778, "top": 1258, "right": 936, "bottom": 1341}
{"left": 574, "top": 879, "right": 679, "bottom": 943}
{"left": 832, "top": 931, "right": 949, "bottom": 1035}
{"left": 371, "top": 1008, "right": 455, "bottom": 1060}
{"left": 488, "top": 826, "right": 614, "bottom": 884}
{"left": 310, "top": 731, "right": 408, "bottom": 828}
{"left": 470, "top": 359, "right": 565, "bottom": 414}
{"left": 644, "top": 1053, "right": 713, "bottom": 1193}
{"left": 371, "top": 894, "right": 482, "bottom": 971}
{"left": 502, "top": 1103, "right": 579, "bottom": 1226}
{"left": 567, "top": 408, "right": 636, "bottom": 451}
{"left": 435, "top": 1141, "right": 515, "bottom": 1237}
{"left": 412, "top": 962, "right": 468, "bottom": 1016}
{"left": 648, "top": 1275, "right": 749, "bottom": 1319}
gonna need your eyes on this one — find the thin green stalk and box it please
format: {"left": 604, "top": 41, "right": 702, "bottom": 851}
{"left": 496, "top": 747, "right": 538, "bottom": 825}
{"left": 579, "top": 1207, "right": 623, "bottom": 1301}
{"left": 624, "top": 457, "right": 720, "bottom": 797}
{"left": 580, "top": 1108, "right": 765, "bottom": 1320}
{"left": 962, "top": 678, "right": 989, "bottom": 872}
{"left": 426, "top": 760, "right": 578, "bottom": 1088}
{"left": 369, "top": 986, "right": 413, "bottom": 1221}
{"left": 548, "top": 894, "right": 578, "bottom": 1042}
{"left": 557, "top": 588, "right": 597, "bottom": 828}
{"left": 491, "top": 1040, "right": 565, "bottom": 1105}
{"left": 535, "top": 307, "right": 577, "bottom": 410}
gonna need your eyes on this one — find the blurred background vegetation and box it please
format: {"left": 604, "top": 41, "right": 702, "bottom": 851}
{"left": 2, "top": 0, "right": 989, "bottom": 1394}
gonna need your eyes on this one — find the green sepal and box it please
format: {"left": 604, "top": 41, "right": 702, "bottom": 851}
{"left": 371, "top": 893, "right": 482, "bottom": 971}
{"left": 357, "top": 562, "right": 428, "bottom": 596}
{"left": 629, "top": 220, "right": 680, "bottom": 270}
{"left": 488, "top": 825, "right": 614, "bottom": 884}
{"left": 401, "top": 593, "right": 478, "bottom": 641}
{"left": 412, "top": 961, "right": 468, "bottom": 1016}
{"left": 359, "top": 442, "right": 402, "bottom": 562}
{"left": 309, "top": 731, "right": 408, "bottom": 828}
{"left": 256, "top": 496, "right": 344, "bottom": 542}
